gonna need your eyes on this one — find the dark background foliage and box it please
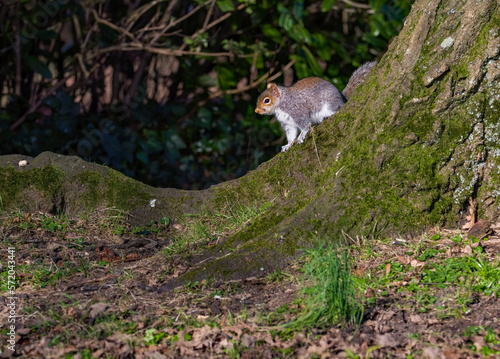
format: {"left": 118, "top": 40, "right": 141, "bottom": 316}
{"left": 0, "top": 0, "right": 412, "bottom": 189}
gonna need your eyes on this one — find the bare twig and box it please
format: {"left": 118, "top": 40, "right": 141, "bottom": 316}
{"left": 124, "top": 52, "right": 151, "bottom": 105}
{"left": 75, "top": 53, "right": 90, "bottom": 78}
{"left": 91, "top": 9, "right": 138, "bottom": 42}
{"left": 150, "top": 0, "right": 213, "bottom": 44}
{"left": 88, "top": 44, "right": 249, "bottom": 59}
{"left": 341, "top": 0, "right": 372, "bottom": 9}
{"left": 158, "top": 0, "right": 180, "bottom": 26}
{"left": 10, "top": 65, "right": 98, "bottom": 131}
{"left": 267, "top": 59, "right": 296, "bottom": 83}
{"left": 0, "top": 0, "right": 8, "bottom": 36}
{"left": 194, "top": 3, "right": 245, "bottom": 38}
{"left": 202, "top": 0, "right": 216, "bottom": 30}
{"left": 14, "top": 0, "right": 21, "bottom": 97}
{"left": 250, "top": 46, "right": 259, "bottom": 83}
{"left": 125, "top": 0, "right": 170, "bottom": 32}
{"left": 177, "top": 59, "right": 296, "bottom": 124}
{"left": 10, "top": 77, "right": 68, "bottom": 130}
{"left": 82, "top": 21, "right": 96, "bottom": 49}
{"left": 310, "top": 124, "right": 323, "bottom": 168}
{"left": 65, "top": 275, "right": 120, "bottom": 289}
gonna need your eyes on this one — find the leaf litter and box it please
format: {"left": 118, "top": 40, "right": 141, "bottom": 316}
{"left": 0, "top": 211, "right": 499, "bottom": 358}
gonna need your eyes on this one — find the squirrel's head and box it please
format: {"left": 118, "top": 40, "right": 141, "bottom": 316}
{"left": 255, "top": 83, "right": 280, "bottom": 115}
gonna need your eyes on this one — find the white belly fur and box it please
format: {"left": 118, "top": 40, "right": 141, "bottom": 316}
{"left": 275, "top": 109, "right": 298, "bottom": 128}
{"left": 310, "top": 103, "right": 335, "bottom": 124}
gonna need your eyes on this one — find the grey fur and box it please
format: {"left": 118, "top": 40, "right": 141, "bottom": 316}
{"left": 266, "top": 79, "right": 345, "bottom": 152}
{"left": 255, "top": 62, "right": 376, "bottom": 152}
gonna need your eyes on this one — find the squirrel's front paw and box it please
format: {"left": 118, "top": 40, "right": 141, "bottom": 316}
{"left": 281, "top": 143, "right": 293, "bottom": 152}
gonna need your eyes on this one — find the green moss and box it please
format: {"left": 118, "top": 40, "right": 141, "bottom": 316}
{"left": 31, "top": 165, "right": 65, "bottom": 194}
{"left": 0, "top": 165, "right": 65, "bottom": 209}
{"left": 104, "top": 169, "right": 151, "bottom": 208}
{"left": 74, "top": 171, "right": 104, "bottom": 209}
{"left": 0, "top": 167, "right": 28, "bottom": 208}
{"left": 73, "top": 168, "right": 153, "bottom": 210}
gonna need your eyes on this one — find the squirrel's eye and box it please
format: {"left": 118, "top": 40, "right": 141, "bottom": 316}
{"left": 264, "top": 97, "right": 270, "bottom": 104}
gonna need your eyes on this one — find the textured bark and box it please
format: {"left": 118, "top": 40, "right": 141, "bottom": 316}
{"left": 1, "top": 0, "right": 500, "bottom": 287}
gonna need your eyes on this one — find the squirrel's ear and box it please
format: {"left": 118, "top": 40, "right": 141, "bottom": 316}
{"left": 268, "top": 83, "right": 280, "bottom": 97}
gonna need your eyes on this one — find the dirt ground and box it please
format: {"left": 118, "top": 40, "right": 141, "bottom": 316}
{"left": 1, "top": 212, "right": 499, "bottom": 358}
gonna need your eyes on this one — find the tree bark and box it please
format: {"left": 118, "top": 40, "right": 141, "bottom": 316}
{"left": 1, "top": 0, "right": 499, "bottom": 287}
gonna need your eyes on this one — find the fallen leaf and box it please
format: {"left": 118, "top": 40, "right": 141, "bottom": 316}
{"left": 471, "top": 335, "right": 486, "bottom": 352}
{"left": 376, "top": 333, "right": 397, "bottom": 348}
{"left": 242, "top": 333, "right": 255, "bottom": 348}
{"left": 410, "top": 259, "right": 425, "bottom": 268}
{"left": 423, "top": 346, "right": 442, "bottom": 359}
{"left": 89, "top": 302, "right": 108, "bottom": 319}
{"left": 462, "top": 245, "right": 473, "bottom": 255}
{"left": 409, "top": 314, "right": 424, "bottom": 324}
{"left": 462, "top": 197, "right": 476, "bottom": 230}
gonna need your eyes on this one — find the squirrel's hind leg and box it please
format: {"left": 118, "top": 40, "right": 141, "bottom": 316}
{"left": 296, "top": 123, "right": 312, "bottom": 145}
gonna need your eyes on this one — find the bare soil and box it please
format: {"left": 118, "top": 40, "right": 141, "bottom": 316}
{"left": 1, "top": 213, "right": 499, "bottom": 358}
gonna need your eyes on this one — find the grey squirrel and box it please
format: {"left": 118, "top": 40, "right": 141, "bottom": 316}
{"left": 255, "top": 61, "right": 376, "bottom": 152}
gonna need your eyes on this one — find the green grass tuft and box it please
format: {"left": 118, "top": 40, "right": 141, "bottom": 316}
{"left": 288, "top": 240, "right": 363, "bottom": 328}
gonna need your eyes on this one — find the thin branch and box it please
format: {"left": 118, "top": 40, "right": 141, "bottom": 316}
{"left": 341, "top": 0, "right": 372, "bottom": 9}
{"left": 250, "top": 47, "right": 258, "bottom": 83}
{"left": 202, "top": 0, "right": 216, "bottom": 30}
{"left": 177, "top": 59, "right": 296, "bottom": 124}
{"left": 82, "top": 21, "right": 96, "bottom": 49}
{"left": 76, "top": 53, "right": 90, "bottom": 78}
{"left": 158, "top": 0, "right": 180, "bottom": 26}
{"left": 14, "top": 0, "right": 21, "bottom": 97}
{"left": 124, "top": 52, "right": 151, "bottom": 105}
{"left": 10, "top": 77, "right": 68, "bottom": 131}
{"left": 125, "top": 0, "right": 170, "bottom": 32}
{"left": 196, "top": 3, "right": 245, "bottom": 37}
{"left": 310, "top": 124, "right": 323, "bottom": 168}
{"left": 88, "top": 44, "right": 251, "bottom": 59}
{"left": 267, "top": 59, "right": 296, "bottom": 83}
{"left": 10, "top": 65, "right": 98, "bottom": 131}
{"left": 150, "top": 0, "right": 213, "bottom": 44}
{"left": 90, "top": 9, "right": 138, "bottom": 42}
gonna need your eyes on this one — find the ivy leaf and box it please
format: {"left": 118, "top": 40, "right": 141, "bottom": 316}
{"left": 261, "top": 24, "right": 283, "bottom": 42}
{"left": 293, "top": 0, "right": 304, "bottom": 20}
{"left": 36, "top": 30, "right": 58, "bottom": 40}
{"left": 290, "top": 54, "right": 309, "bottom": 79}
{"left": 136, "top": 151, "right": 149, "bottom": 164}
{"left": 198, "top": 74, "right": 217, "bottom": 87}
{"left": 24, "top": 55, "right": 52, "bottom": 79}
{"left": 217, "top": 65, "right": 237, "bottom": 89}
{"left": 216, "top": 0, "right": 235, "bottom": 12}
{"left": 369, "top": 0, "right": 384, "bottom": 12}
{"left": 321, "top": 0, "right": 337, "bottom": 12}
{"left": 301, "top": 46, "right": 323, "bottom": 76}
{"left": 293, "top": 24, "right": 312, "bottom": 44}
{"left": 278, "top": 8, "right": 294, "bottom": 31}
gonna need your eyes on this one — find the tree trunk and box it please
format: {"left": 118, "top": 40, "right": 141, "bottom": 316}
{"left": 1, "top": 0, "right": 499, "bottom": 287}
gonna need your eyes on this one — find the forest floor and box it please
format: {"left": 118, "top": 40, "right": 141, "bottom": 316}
{"left": 0, "top": 208, "right": 499, "bottom": 358}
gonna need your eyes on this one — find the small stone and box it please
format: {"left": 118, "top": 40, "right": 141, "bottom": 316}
{"left": 440, "top": 37, "right": 455, "bottom": 49}
{"left": 18, "top": 160, "right": 28, "bottom": 167}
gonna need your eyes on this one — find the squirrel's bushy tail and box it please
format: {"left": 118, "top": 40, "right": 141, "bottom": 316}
{"left": 342, "top": 61, "right": 377, "bottom": 100}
